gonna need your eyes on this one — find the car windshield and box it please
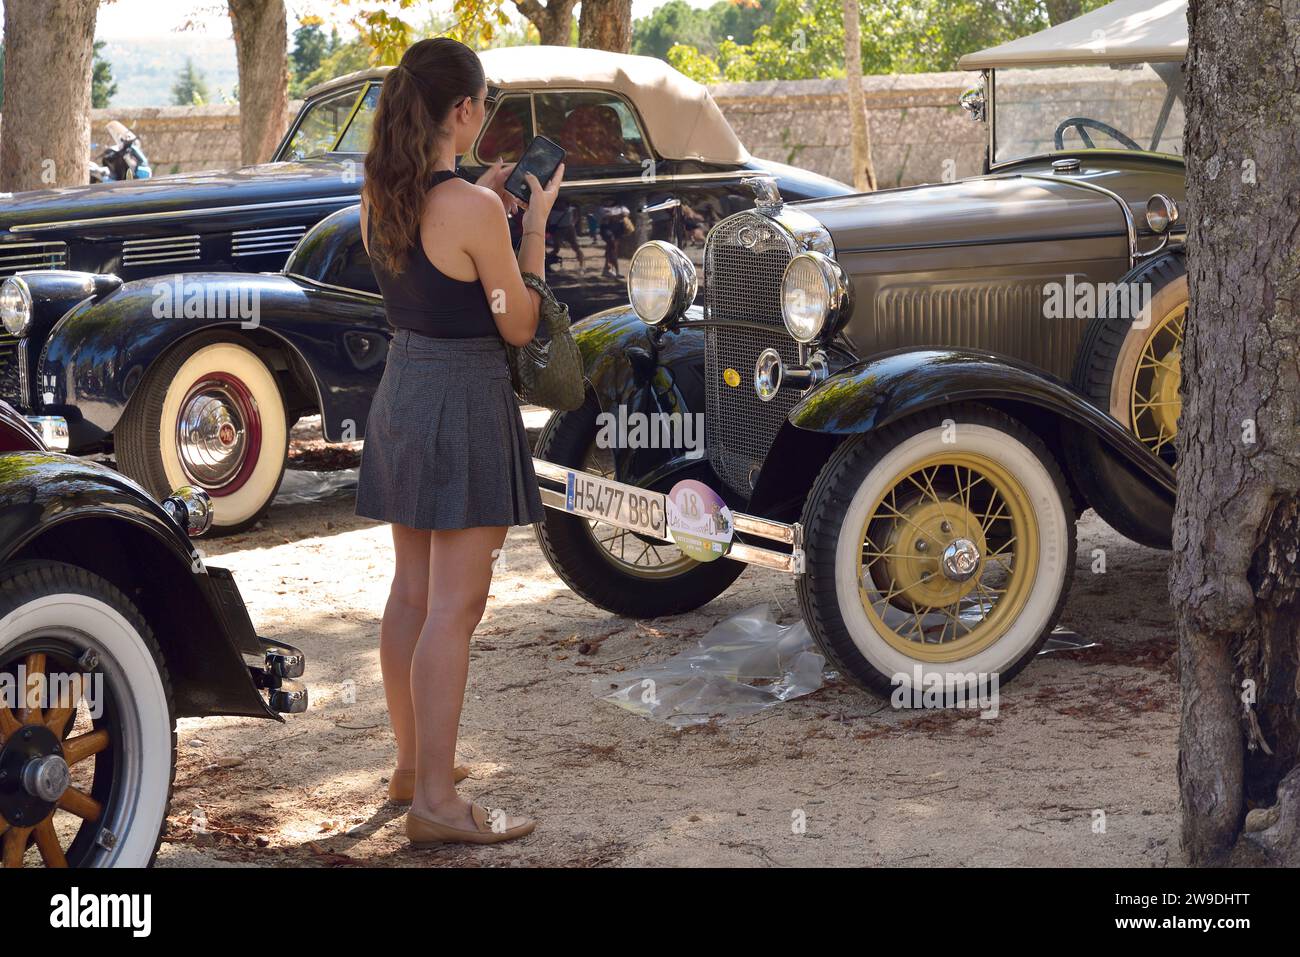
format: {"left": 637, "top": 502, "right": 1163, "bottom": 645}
{"left": 993, "top": 62, "right": 1185, "bottom": 165}
{"left": 281, "top": 84, "right": 377, "bottom": 160}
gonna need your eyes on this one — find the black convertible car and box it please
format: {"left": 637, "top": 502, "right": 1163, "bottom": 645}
{"left": 1, "top": 48, "right": 847, "bottom": 532}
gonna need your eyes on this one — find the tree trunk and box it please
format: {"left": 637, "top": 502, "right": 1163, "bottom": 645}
{"left": 515, "top": 0, "right": 577, "bottom": 45}
{"left": 0, "top": 0, "right": 98, "bottom": 191}
{"left": 1175, "top": 0, "right": 1300, "bottom": 866}
{"left": 578, "top": 0, "right": 632, "bottom": 52}
{"left": 228, "top": 0, "right": 288, "bottom": 167}
{"left": 841, "top": 0, "right": 877, "bottom": 192}
{"left": 1044, "top": 0, "right": 1086, "bottom": 25}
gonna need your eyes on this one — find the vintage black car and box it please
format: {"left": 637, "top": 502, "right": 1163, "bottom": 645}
{"left": 1, "top": 49, "right": 847, "bottom": 532}
{"left": 0, "top": 400, "right": 305, "bottom": 867}
{"left": 529, "top": 0, "right": 1189, "bottom": 696}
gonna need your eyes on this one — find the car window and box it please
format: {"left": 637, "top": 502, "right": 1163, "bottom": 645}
{"left": 283, "top": 87, "right": 365, "bottom": 161}
{"left": 994, "top": 63, "right": 1186, "bottom": 164}
{"left": 535, "top": 91, "right": 649, "bottom": 171}
{"left": 335, "top": 83, "right": 381, "bottom": 153}
{"left": 472, "top": 95, "right": 533, "bottom": 164}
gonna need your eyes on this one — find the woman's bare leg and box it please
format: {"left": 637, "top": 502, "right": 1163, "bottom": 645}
{"left": 410, "top": 525, "right": 529, "bottom": 830}
{"left": 381, "top": 522, "right": 431, "bottom": 773}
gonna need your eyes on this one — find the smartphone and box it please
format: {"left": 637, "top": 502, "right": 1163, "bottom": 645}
{"left": 504, "top": 135, "right": 566, "bottom": 204}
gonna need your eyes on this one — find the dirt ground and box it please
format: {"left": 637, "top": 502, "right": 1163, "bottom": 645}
{"left": 156, "top": 419, "right": 1183, "bottom": 868}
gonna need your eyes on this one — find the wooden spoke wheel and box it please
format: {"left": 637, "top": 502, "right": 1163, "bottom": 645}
{"left": 0, "top": 650, "right": 110, "bottom": 867}
{"left": 0, "top": 562, "right": 175, "bottom": 868}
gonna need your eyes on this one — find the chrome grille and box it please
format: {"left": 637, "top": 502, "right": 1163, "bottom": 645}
{"left": 121, "top": 235, "right": 201, "bottom": 267}
{"left": 0, "top": 241, "right": 68, "bottom": 277}
{"left": 703, "top": 212, "right": 799, "bottom": 495}
{"left": 232, "top": 225, "right": 307, "bottom": 258}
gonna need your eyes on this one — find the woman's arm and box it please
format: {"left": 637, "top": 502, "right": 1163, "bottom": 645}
{"left": 465, "top": 165, "right": 564, "bottom": 347}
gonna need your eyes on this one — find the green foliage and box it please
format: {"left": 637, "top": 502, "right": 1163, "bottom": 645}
{"left": 171, "top": 58, "right": 210, "bottom": 107}
{"left": 92, "top": 40, "right": 117, "bottom": 109}
{"left": 290, "top": 19, "right": 343, "bottom": 97}
{"left": 666, "top": 0, "right": 1114, "bottom": 82}
{"left": 634, "top": 0, "right": 775, "bottom": 60}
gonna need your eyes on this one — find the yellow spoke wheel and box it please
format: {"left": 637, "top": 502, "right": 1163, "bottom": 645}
{"left": 1129, "top": 302, "right": 1185, "bottom": 456}
{"left": 857, "top": 453, "right": 1038, "bottom": 663}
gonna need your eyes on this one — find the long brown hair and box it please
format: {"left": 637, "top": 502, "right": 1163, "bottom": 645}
{"left": 363, "top": 37, "right": 485, "bottom": 275}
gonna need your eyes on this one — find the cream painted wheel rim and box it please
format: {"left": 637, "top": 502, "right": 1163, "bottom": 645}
{"left": 833, "top": 424, "right": 1070, "bottom": 686}
{"left": 158, "top": 342, "right": 286, "bottom": 527}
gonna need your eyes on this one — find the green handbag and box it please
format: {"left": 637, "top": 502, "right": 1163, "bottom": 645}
{"left": 507, "top": 272, "right": 585, "bottom": 412}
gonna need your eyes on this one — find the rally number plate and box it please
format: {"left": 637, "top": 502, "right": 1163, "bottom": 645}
{"left": 565, "top": 470, "right": 667, "bottom": 540}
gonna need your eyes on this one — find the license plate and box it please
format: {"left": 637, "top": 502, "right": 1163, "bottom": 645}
{"left": 565, "top": 470, "right": 667, "bottom": 540}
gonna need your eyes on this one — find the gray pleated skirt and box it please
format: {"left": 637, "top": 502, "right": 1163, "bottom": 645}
{"left": 355, "top": 330, "right": 545, "bottom": 530}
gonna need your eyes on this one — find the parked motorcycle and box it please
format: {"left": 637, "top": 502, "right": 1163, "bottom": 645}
{"left": 88, "top": 120, "right": 152, "bottom": 183}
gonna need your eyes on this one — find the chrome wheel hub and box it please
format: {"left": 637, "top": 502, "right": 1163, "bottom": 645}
{"left": 941, "top": 538, "right": 982, "bottom": 583}
{"left": 178, "top": 387, "right": 247, "bottom": 488}
{"left": 22, "top": 753, "right": 71, "bottom": 803}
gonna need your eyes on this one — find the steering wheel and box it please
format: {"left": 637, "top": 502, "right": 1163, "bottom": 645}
{"left": 1054, "top": 117, "right": 1143, "bottom": 151}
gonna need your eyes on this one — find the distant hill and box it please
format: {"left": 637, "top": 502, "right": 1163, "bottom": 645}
{"left": 98, "top": 35, "right": 241, "bottom": 107}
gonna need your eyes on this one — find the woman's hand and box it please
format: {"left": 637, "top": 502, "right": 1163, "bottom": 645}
{"left": 476, "top": 157, "right": 520, "bottom": 217}
{"left": 521, "top": 163, "right": 565, "bottom": 234}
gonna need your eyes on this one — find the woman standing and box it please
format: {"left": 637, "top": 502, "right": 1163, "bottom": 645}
{"left": 355, "top": 37, "right": 563, "bottom": 846}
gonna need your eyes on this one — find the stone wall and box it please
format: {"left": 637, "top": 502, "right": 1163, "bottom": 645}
{"left": 711, "top": 71, "right": 985, "bottom": 189}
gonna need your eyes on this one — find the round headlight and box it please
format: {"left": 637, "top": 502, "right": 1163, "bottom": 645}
{"left": 780, "top": 251, "right": 851, "bottom": 344}
{"left": 1145, "top": 194, "right": 1180, "bottom": 234}
{"left": 0, "top": 277, "right": 33, "bottom": 337}
{"left": 628, "top": 241, "right": 696, "bottom": 326}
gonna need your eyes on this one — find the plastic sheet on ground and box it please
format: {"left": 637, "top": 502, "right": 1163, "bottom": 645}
{"left": 593, "top": 604, "right": 828, "bottom": 727}
{"left": 273, "top": 467, "right": 359, "bottom": 506}
{"left": 1038, "top": 627, "right": 1099, "bottom": 655}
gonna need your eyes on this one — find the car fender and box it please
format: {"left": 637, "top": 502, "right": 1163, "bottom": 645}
{"left": 570, "top": 304, "right": 721, "bottom": 494}
{"left": 751, "top": 348, "right": 1174, "bottom": 541}
{"left": 0, "top": 452, "right": 276, "bottom": 719}
{"left": 37, "top": 272, "right": 387, "bottom": 449}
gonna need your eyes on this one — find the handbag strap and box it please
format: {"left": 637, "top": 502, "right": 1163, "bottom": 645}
{"left": 521, "top": 271, "right": 569, "bottom": 334}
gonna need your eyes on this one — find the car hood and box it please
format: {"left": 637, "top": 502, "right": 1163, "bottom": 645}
{"left": 792, "top": 174, "right": 1130, "bottom": 253}
{"left": 0, "top": 158, "right": 360, "bottom": 235}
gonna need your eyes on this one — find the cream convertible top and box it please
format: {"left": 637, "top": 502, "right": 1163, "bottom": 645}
{"left": 305, "top": 46, "right": 750, "bottom": 166}
{"left": 959, "top": 0, "right": 1187, "bottom": 69}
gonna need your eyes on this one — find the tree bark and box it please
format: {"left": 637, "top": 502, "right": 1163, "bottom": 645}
{"left": 1175, "top": 0, "right": 1300, "bottom": 866}
{"left": 578, "top": 0, "right": 632, "bottom": 52}
{"left": 228, "top": 0, "right": 289, "bottom": 167}
{"left": 841, "top": 0, "right": 877, "bottom": 192}
{"left": 0, "top": 0, "right": 98, "bottom": 191}
{"left": 515, "top": 0, "right": 577, "bottom": 45}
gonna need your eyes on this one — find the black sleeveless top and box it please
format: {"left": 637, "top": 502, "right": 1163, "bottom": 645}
{"left": 367, "top": 170, "right": 498, "bottom": 339}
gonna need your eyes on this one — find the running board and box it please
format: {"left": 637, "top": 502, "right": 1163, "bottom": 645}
{"left": 533, "top": 457, "right": 804, "bottom": 574}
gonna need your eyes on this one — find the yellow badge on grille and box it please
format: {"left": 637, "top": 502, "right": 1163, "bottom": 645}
{"left": 723, "top": 368, "right": 741, "bottom": 388}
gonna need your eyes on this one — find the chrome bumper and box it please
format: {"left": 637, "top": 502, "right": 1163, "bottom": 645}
{"left": 533, "top": 457, "right": 805, "bottom": 574}
{"left": 248, "top": 637, "right": 309, "bottom": 714}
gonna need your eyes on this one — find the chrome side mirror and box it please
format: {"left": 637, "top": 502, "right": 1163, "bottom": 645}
{"left": 959, "top": 77, "right": 987, "bottom": 123}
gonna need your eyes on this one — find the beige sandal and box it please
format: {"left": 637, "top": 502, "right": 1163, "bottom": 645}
{"left": 406, "top": 803, "right": 536, "bottom": 847}
{"left": 387, "top": 766, "right": 471, "bottom": 805}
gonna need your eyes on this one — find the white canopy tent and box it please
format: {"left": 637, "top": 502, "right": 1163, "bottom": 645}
{"left": 959, "top": 0, "right": 1188, "bottom": 70}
